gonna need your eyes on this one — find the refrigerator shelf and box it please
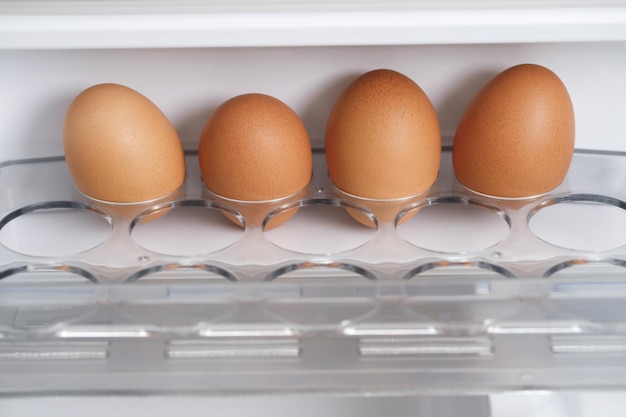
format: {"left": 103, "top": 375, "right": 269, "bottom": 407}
{"left": 1, "top": 279, "right": 626, "bottom": 396}
{"left": 0, "top": 149, "right": 625, "bottom": 396}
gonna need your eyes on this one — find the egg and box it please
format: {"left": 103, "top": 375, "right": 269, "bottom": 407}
{"left": 198, "top": 93, "right": 312, "bottom": 229}
{"left": 325, "top": 69, "right": 441, "bottom": 226}
{"left": 453, "top": 63, "right": 575, "bottom": 198}
{"left": 63, "top": 83, "right": 186, "bottom": 204}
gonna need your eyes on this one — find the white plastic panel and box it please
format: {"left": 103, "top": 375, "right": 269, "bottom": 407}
{"left": 1, "top": 0, "right": 626, "bottom": 48}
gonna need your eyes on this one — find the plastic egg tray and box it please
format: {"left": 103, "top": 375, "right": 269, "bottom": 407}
{"left": 1, "top": 148, "right": 625, "bottom": 284}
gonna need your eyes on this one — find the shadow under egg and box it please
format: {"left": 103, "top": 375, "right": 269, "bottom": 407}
{"left": 330, "top": 184, "right": 429, "bottom": 228}
{"left": 219, "top": 207, "right": 291, "bottom": 230}
{"left": 346, "top": 204, "right": 416, "bottom": 228}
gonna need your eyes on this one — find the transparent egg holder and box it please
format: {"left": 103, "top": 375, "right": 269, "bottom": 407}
{"left": 1, "top": 148, "right": 625, "bottom": 284}
{"left": 0, "top": 147, "right": 626, "bottom": 396}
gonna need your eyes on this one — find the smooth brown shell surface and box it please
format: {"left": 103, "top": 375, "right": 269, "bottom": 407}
{"left": 199, "top": 93, "right": 312, "bottom": 202}
{"left": 453, "top": 64, "right": 575, "bottom": 198}
{"left": 63, "top": 83, "right": 186, "bottom": 204}
{"left": 325, "top": 69, "right": 441, "bottom": 200}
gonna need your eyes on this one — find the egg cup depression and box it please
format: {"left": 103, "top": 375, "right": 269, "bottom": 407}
{"left": 1, "top": 146, "right": 625, "bottom": 284}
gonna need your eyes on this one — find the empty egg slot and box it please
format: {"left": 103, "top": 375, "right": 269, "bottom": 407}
{"left": 263, "top": 198, "right": 377, "bottom": 255}
{"left": 528, "top": 194, "right": 626, "bottom": 252}
{"left": 0, "top": 201, "right": 112, "bottom": 257}
{"left": 130, "top": 199, "right": 244, "bottom": 256}
{"left": 396, "top": 196, "right": 510, "bottom": 254}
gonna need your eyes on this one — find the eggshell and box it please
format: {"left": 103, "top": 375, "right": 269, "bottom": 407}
{"left": 63, "top": 83, "right": 186, "bottom": 204}
{"left": 325, "top": 69, "right": 441, "bottom": 226}
{"left": 198, "top": 93, "right": 312, "bottom": 229}
{"left": 453, "top": 63, "right": 575, "bottom": 198}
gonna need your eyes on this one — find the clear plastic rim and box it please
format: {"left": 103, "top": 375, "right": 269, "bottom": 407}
{"left": 528, "top": 193, "right": 626, "bottom": 252}
{"left": 0, "top": 263, "right": 98, "bottom": 283}
{"left": 543, "top": 258, "right": 626, "bottom": 278}
{"left": 403, "top": 260, "right": 516, "bottom": 280}
{"left": 130, "top": 199, "right": 245, "bottom": 230}
{"left": 125, "top": 263, "right": 238, "bottom": 283}
{"left": 398, "top": 195, "right": 510, "bottom": 227}
{"left": 0, "top": 200, "right": 113, "bottom": 257}
{"left": 264, "top": 261, "right": 378, "bottom": 282}
{"left": 0, "top": 200, "right": 112, "bottom": 231}
{"left": 396, "top": 195, "right": 511, "bottom": 253}
{"left": 529, "top": 193, "right": 626, "bottom": 219}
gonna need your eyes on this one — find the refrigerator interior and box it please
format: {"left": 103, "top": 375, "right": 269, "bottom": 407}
{"left": 1, "top": 0, "right": 626, "bottom": 415}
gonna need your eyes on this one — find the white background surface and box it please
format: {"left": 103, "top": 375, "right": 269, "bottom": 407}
{"left": 2, "top": 42, "right": 626, "bottom": 160}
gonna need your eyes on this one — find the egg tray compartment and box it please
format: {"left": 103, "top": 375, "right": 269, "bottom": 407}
{"left": 0, "top": 148, "right": 625, "bottom": 284}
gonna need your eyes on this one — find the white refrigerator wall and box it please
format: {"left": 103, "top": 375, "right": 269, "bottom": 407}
{"left": 2, "top": 41, "right": 625, "bottom": 160}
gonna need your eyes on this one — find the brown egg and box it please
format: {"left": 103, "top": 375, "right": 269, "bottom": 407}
{"left": 325, "top": 69, "right": 441, "bottom": 226}
{"left": 199, "top": 93, "right": 312, "bottom": 229}
{"left": 63, "top": 83, "right": 186, "bottom": 204}
{"left": 453, "top": 63, "right": 575, "bottom": 198}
